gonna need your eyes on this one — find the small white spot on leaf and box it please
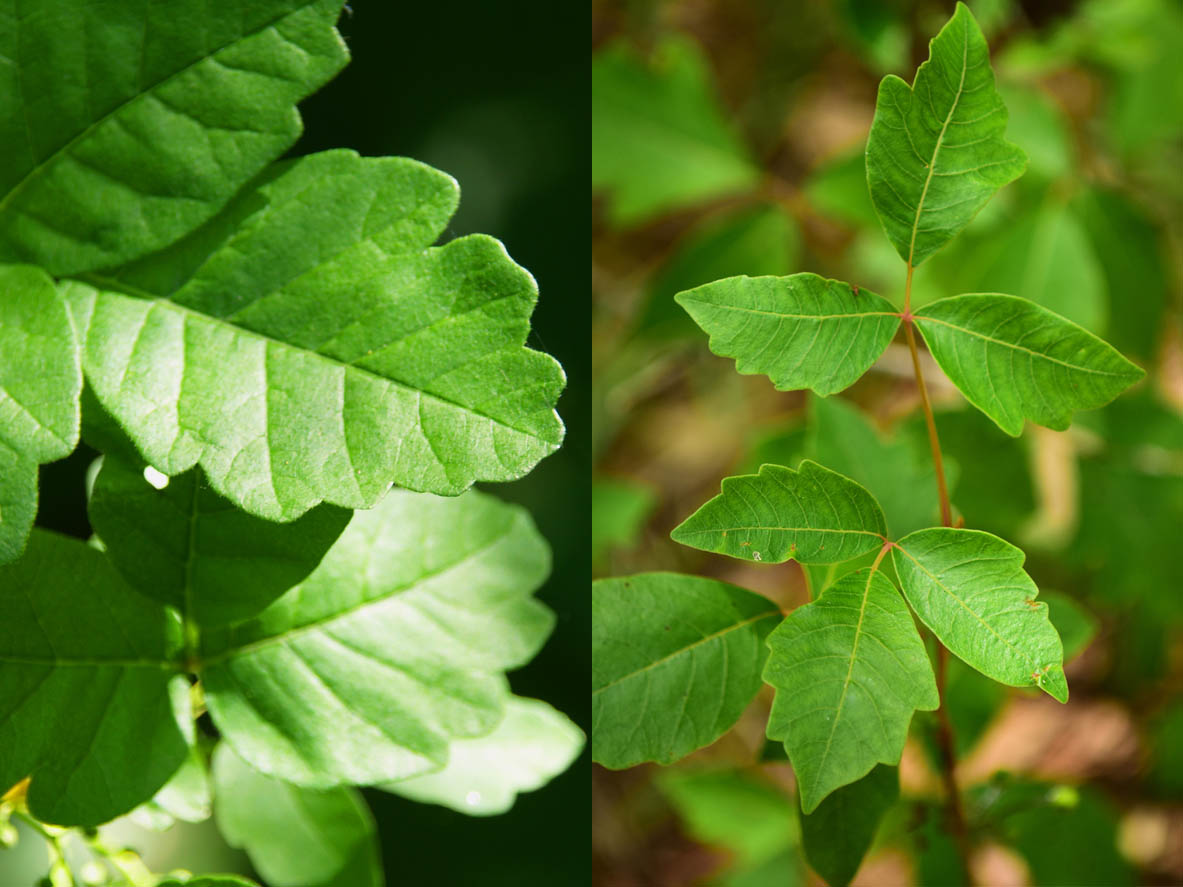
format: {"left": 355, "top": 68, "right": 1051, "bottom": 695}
{"left": 143, "top": 466, "right": 169, "bottom": 490}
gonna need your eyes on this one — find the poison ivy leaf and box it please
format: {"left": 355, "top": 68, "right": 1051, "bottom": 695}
{"left": 213, "top": 743, "right": 382, "bottom": 887}
{"left": 912, "top": 294, "right": 1144, "bottom": 435}
{"left": 89, "top": 453, "right": 350, "bottom": 626}
{"left": 671, "top": 461, "right": 887, "bottom": 565}
{"left": 0, "top": 264, "right": 81, "bottom": 564}
{"left": 0, "top": 0, "right": 348, "bottom": 275}
{"left": 637, "top": 204, "right": 799, "bottom": 341}
{"left": 592, "top": 573, "right": 780, "bottom": 768}
{"left": 62, "top": 149, "right": 565, "bottom": 520}
{"left": 383, "top": 696, "right": 583, "bottom": 815}
{"left": 764, "top": 568, "right": 938, "bottom": 812}
{"left": 657, "top": 768, "right": 797, "bottom": 867}
{"left": 200, "top": 488, "right": 554, "bottom": 788}
{"left": 865, "top": 2, "right": 1026, "bottom": 266}
{"left": 591, "top": 36, "right": 759, "bottom": 226}
{"left": 892, "top": 528, "right": 1068, "bottom": 701}
{"left": 675, "top": 274, "right": 900, "bottom": 396}
{"left": 800, "top": 765, "right": 898, "bottom": 887}
{"left": 0, "top": 531, "right": 190, "bottom": 827}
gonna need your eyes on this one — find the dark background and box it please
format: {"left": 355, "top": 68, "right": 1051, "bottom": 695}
{"left": 37, "top": 1, "right": 588, "bottom": 884}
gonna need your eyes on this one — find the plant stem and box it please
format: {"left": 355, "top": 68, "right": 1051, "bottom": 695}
{"left": 903, "top": 262, "right": 973, "bottom": 884}
{"left": 12, "top": 811, "right": 74, "bottom": 886}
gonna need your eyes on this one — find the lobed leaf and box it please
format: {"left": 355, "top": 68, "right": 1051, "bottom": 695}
{"left": 764, "top": 568, "right": 938, "bottom": 812}
{"left": 892, "top": 528, "right": 1068, "bottom": 701}
{"left": 0, "top": 264, "right": 81, "bottom": 564}
{"left": 800, "top": 765, "right": 898, "bottom": 887}
{"left": 200, "top": 488, "right": 555, "bottom": 787}
{"left": 63, "top": 150, "right": 565, "bottom": 519}
{"left": 865, "top": 2, "right": 1026, "bottom": 266}
{"left": 382, "top": 696, "right": 584, "bottom": 816}
{"left": 913, "top": 294, "right": 1144, "bottom": 436}
{"left": 592, "top": 573, "right": 780, "bottom": 768}
{"left": 671, "top": 461, "right": 887, "bottom": 565}
{"left": 675, "top": 273, "right": 900, "bottom": 395}
{"left": 213, "top": 743, "right": 382, "bottom": 887}
{"left": 0, "top": 0, "right": 348, "bottom": 274}
{"left": 89, "top": 453, "right": 350, "bottom": 626}
{"left": 0, "top": 531, "right": 189, "bottom": 827}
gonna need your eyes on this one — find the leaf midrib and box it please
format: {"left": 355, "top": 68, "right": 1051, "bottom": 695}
{"left": 679, "top": 299, "right": 900, "bottom": 323}
{"left": 0, "top": 1, "right": 321, "bottom": 219}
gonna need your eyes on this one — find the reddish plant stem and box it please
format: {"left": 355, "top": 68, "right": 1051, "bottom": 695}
{"left": 903, "top": 262, "right": 973, "bottom": 884}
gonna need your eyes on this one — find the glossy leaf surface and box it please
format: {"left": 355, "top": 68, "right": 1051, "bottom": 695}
{"left": 89, "top": 453, "right": 350, "bottom": 625}
{"left": 63, "top": 150, "right": 565, "bottom": 520}
{"left": 0, "top": 264, "right": 81, "bottom": 564}
{"left": 913, "top": 294, "right": 1143, "bottom": 435}
{"left": 213, "top": 743, "right": 382, "bottom": 887}
{"left": 764, "top": 569, "right": 938, "bottom": 812}
{"left": 675, "top": 273, "right": 900, "bottom": 395}
{"left": 592, "top": 573, "right": 780, "bottom": 768}
{"left": 671, "top": 461, "right": 886, "bottom": 565}
{"left": 201, "top": 489, "right": 554, "bottom": 787}
{"left": 0, "top": 531, "right": 189, "bottom": 827}
{"left": 800, "top": 765, "right": 898, "bottom": 887}
{"left": 865, "top": 2, "right": 1026, "bottom": 265}
{"left": 383, "top": 696, "right": 583, "bottom": 815}
{"left": 893, "top": 528, "right": 1068, "bottom": 701}
{"left": 0, "top": 0, "right": 347, "bottom": 274}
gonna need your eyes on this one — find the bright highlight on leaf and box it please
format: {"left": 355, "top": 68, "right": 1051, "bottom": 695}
{"left": 592, "top": 573, "right": 780, "bottom": 768}
{"left": 764, "top": 568, "right": 938, "bottom": 812}
{"left": 675, "top": 273, "right": 900, "bottom": 395}
{"left": 913, "top": 294, "right": 1144, "bottom": 436}
{"left": 0, "top": 265, "right": 81, "bottom": 564}
{"left": 63, "top": 150, "right": 565, "bottom": 520}
{"left": 671, "top": 460, "right": 886, "bottom": 564}
{"left": 865, "top": 2, "right": 1026, "bottom": 266}
{"left": 892, "top": 528, "right": 1068, "bottom": 702}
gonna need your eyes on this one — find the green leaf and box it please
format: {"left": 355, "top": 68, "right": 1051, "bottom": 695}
{"left": 865, "top": 2, "right": 1026, "bottom": 266}
{"left": 0, "top": 0, "right": 348, "bottom": 275}
{"left": 383, "top": 696, "right": 583, "bottom": 816}
{"left": 157, "top": 878, "right": 260, "bottom": 887}
{"left": 591, "top": 36, "right": 759, "bottom": 226}
{"left": 912, "top": 294, "right": 1144, "bottom": 436}
{"left": 1040, "top": 591, "right": 1098, "bottom": 661}
{"left": 671, "top": 461, "right": 887, "bottom": 565}
{"left": 200, "top": 488, "right": 554, "bottom": 787}
{"left": 591, "top": 476, "right": 657, "bottom": 566}
{"left": 806, "top": 395, "right": 955, "bottom": 538}
{"left": 0, "top": 264, "right": 81, "bottom": 564}
{"left": 62, "top": 149, "right": 565, "bottom": 520}
{"left": 764, "top": 569, "right": 938, "bottom": 812}
{"left": 129, "top": 742, "right": 212, "bottom": 830}
{"left": 213, "top": 743, "right": 382, "bottom": 887}
{"left": 89, "top": 453, "right": 350, "bottom": 626}
{"left": 591, "top": 573, "right": 780, "bottom": 768}
{"left": 675, "top": 273, "right": 900, "bottom": 396}
{"left": 0, "top": 531, "right": 189, "bottom": 827}
{"left": 800, "top": 765, "right": 898, "bottom": 887}
{"left": 657, "top": 768, "right": 797, "bottom": 867}
{"left": 892, "top": 528, "right": 1068, "bottom": 702}
{"left": 805, "top": 148, "right": 878, "bottom": 229}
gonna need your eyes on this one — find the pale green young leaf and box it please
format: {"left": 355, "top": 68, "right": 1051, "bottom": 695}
{"left": 63, "top": 150, "right": 565, "bottom": 520}
{"left": 675, "top": 273, "right": 900, "bottom": 396}
{"left": 0, "top": 531, "right": 190, "bottom": 827}
{"left": 764, "top": 569, "right": 938, "bottom": 812}
{"left": 865, "top": 2, "right": 1026, "bottom": 266}
{"left": 0, "top": 264, "right": 81, "bottom": 564}
{"left": 200, "top": 489, "right": 554, "bottom": 788}
{"left": 213, "top": 743, "right": 382, "bottom": 887}
{"left": 592, "top": 573, "right": 780, "bottom": 768}
{"left": 671, "top": 461, "right": 887, "bottom": 565}
{"left": 383, "top": 696, "right": 583, "bottom": 816}
{"left": 0, "top": 0, "right": 347, "bottom": 275}
{"left": 913, "top": 294, "right": 1144, "bottom": 436}
{"left": 592, "top": 36, "right": 758, "bottom": 226}
{"left": 800, "top": 765, "right": 898, "bottom": 887}
{"left": 893, "top": 528, "right": 1068, "bottom": 701}
{"left": 88, "top": 453, "right": 350, "bottom": 626}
